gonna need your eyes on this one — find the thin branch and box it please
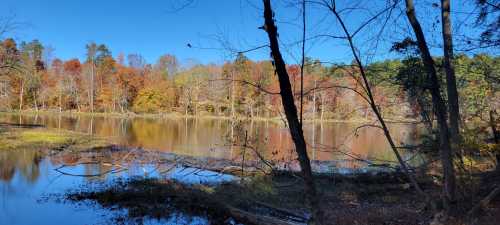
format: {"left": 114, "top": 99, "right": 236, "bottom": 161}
{"left": 209, "top": 78, "right": 280, "bottom": 95}
{"left": 300, "top": 0, "right": 306, "bottom": 125}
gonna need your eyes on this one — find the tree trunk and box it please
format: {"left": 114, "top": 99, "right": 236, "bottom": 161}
{"left": 490, "top": 110, "right": 499, "bottom": 144}
{"left": 405, "top": 0, "right": 456, "bottom": 209}
{"left": 19, "top": 80, "right": 24, "bottom": 111}
{"left": 34, "top": 92, "right": 38, "bottom": 111}
{"left": 59, "top": 87, "right": 62, "bottom": 113}
{"left": 327, "top": 1, "right": 430, "bottom": 208}
{"left": 76, "top": 95, "right": 81, "bottom": 112}
{"left": 261, "top": 0, "right": 323, "bottom": 223}
{"left": 490, "top": 110, "right": 500, "bottom": 170}
{"left": 313, "top": 79, "right": 317, "bottom": 121}
{"left": 249, "top": 104, "right": 254, "bottom": 118}
{"left": 416, "top": 96, "right": 434, "bottom": 133}
{"left": 320, "top": 94, "right": 325, "bottom": 121}
{"left": 231, "top": 70, "right": 236, "bottom": 119}
{"left": 90, "top": 60, "right": 95, "bottom": 113}
{"left": 441, "top": 0, "right": 461, "bottom": 147}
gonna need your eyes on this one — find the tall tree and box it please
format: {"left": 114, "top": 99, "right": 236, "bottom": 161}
{"left": 19, "top": 40, "right": 44, "bottom": 111}
{"left": 155, "top": 54, "right": 179, "bottom": 79}
{"left": 86, "top": 42, "right": 97, "bottom": 113}
{"left": 405, "top": 0, "right": 457, "bottom": 209}
{"left": 261, "top": 0, "right": 323, "bottom": 223}
{"left": 441, "top": 0, "right": 461, "bottom": 146}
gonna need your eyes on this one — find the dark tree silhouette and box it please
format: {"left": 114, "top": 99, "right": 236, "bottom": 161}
{"left": 261, "top": 0, "right": 323, "bottom": 223}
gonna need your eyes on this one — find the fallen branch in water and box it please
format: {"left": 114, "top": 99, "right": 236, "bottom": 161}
{"left": 54, "top": 162, "right": 128, "bottom": 177}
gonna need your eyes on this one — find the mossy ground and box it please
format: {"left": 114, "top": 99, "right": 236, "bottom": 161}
{"left": 0, "top": 124, "right": 111, "bottom": 152}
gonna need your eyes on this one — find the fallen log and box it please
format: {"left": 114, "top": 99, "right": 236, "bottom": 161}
{"left": 467, "top": 186, "right": 500, "bottom": 218}
{"left": 228, "top": 206, "right": 306, "bottom": 225}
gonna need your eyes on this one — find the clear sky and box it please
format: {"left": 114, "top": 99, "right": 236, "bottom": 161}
{"left": 0, "top": 0, "right": 490, "bottom": 66}
{"left": 2, "top": 0, "right": 292, "bottom": 65}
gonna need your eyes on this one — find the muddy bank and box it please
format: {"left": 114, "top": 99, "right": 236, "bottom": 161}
{"left": 63, "top": 157, "right": 500, "bottom": 225}
{"left": 65, "top": 169, "right": 443, "bottom": 225}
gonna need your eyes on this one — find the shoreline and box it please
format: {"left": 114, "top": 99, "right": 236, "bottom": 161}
{"left": 0, "top": 110, "right": 421, "bottom": 124}
{"left": 2, "top": 121, "right": 499, "bottom": 225}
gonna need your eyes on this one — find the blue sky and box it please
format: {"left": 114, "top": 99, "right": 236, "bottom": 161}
{"left": 2, "top": 0, "right": 289, "bottom": 65}
{"left": 0, "top": 0, "right": 490, "bottom": 66}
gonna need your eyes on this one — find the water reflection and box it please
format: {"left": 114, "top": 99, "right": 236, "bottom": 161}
{"left": 0, "top": 113, "right": 422, "bottom": 166}
{"left": 0, "top": 113, "right": 425, "bottom": 188}
{"left": 0, "top": 149, "right": 42, "bottom": 183}
{"left": 0, "top": 148, "right": 236, "bottom": 225}
{"left": 0, "top": 113, "right": 424, "bottom": 225}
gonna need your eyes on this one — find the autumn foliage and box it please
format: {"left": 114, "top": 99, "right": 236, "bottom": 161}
{"left": 0, "top": 39, "right": 498, "bottom": 122}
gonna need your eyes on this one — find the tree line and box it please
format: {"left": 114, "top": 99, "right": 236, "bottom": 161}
{"left": 0, "top": 38, "right": 497, "bottom": 123}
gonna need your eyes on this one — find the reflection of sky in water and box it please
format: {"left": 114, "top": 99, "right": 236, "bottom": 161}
{"left": 166, "top": 166, "right": 237, "bottom": 184}
{"left": 1, "top": 159, "right": 114, "bottom": 225}
{"left": 0, "top": 157, "right": 237, "bottom": 225}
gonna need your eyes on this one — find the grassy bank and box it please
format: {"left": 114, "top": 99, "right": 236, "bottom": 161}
{"left": 0, "top": 123, "right": 111, "bottom": 152}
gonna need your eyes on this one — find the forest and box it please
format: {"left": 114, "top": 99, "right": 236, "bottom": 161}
{"left": 0, "top": 38, "right": 498, "bottom": 123}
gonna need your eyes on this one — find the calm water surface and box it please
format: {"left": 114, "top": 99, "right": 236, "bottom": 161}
{"left": 0, "top": 113, "right": 424, "bottom": 225}
{"left": 0, "top": 113, "right": 423, "bottom": 164}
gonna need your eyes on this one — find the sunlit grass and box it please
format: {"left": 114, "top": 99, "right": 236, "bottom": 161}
{"left": 20, "top": 130, "right": 73, "bottom": 144}
{"left": 0, "top": 127, "right": 112, "bottom": 152}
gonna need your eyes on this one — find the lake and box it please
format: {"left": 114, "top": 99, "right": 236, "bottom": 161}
{"left": 0, "top": 113, "right": 423, "bottom": 168}
{"left": 0, "top": 113, "right": 424, "bottom": 225}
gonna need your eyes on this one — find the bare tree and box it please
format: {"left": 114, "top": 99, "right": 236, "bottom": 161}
{"left": 0, "top": 14, "right": 23, "bottom": 39}
{"left": 317, "top": 0, "right": 431, "bottom": 206}
{"left": 86, "top": 42, "right": 97, "bottom": 113}
{"left": 261, "top": 0, "right": 323, "bottom": 223}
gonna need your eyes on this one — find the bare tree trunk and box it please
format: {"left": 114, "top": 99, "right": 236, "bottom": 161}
{"left": 313, "top": 79, "right": 317, "bottom": 121}
{"left": 76, "top": 95, "right": 81, "bottom": 112}
{"left": 261, "top": 0, "right": 323, "bottom": 223}
{"left": 326, "top": 1, "right": 430, "bottom": 207}
{"left": 405, "top": 0, "right": 456, "bottom": 209}
{"left": 34, "top": 92, "right": 38, "bottom": 111}
{"left": 441, "top": 0, "right": 461, "bottom": 146}
{"left": 299, "top": 0, "right": 306, "bottom": 124}
{"left": 59, "top": 86, "right": 62, "bottom": 113}
{"left": 249, "top": 104, "right": 254, "bottom": 118}
{"left": 490, "top": 110, "right": 500, "bottom": 170}
{"left": 321, "top": 94, "right": 325, "bottom": 121}
{"left": 90, "top": 60, "right": 95, "bottom": 113}
{"left": 231, "top": 70, "right": 236, "bottom": 119}
{"left": 19, "top": 79, "right": 24, "bottom": 111}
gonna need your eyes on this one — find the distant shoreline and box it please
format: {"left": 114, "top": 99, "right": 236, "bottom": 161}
{"left": 0, "top": 110, "right": 420, "bottom": 124}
